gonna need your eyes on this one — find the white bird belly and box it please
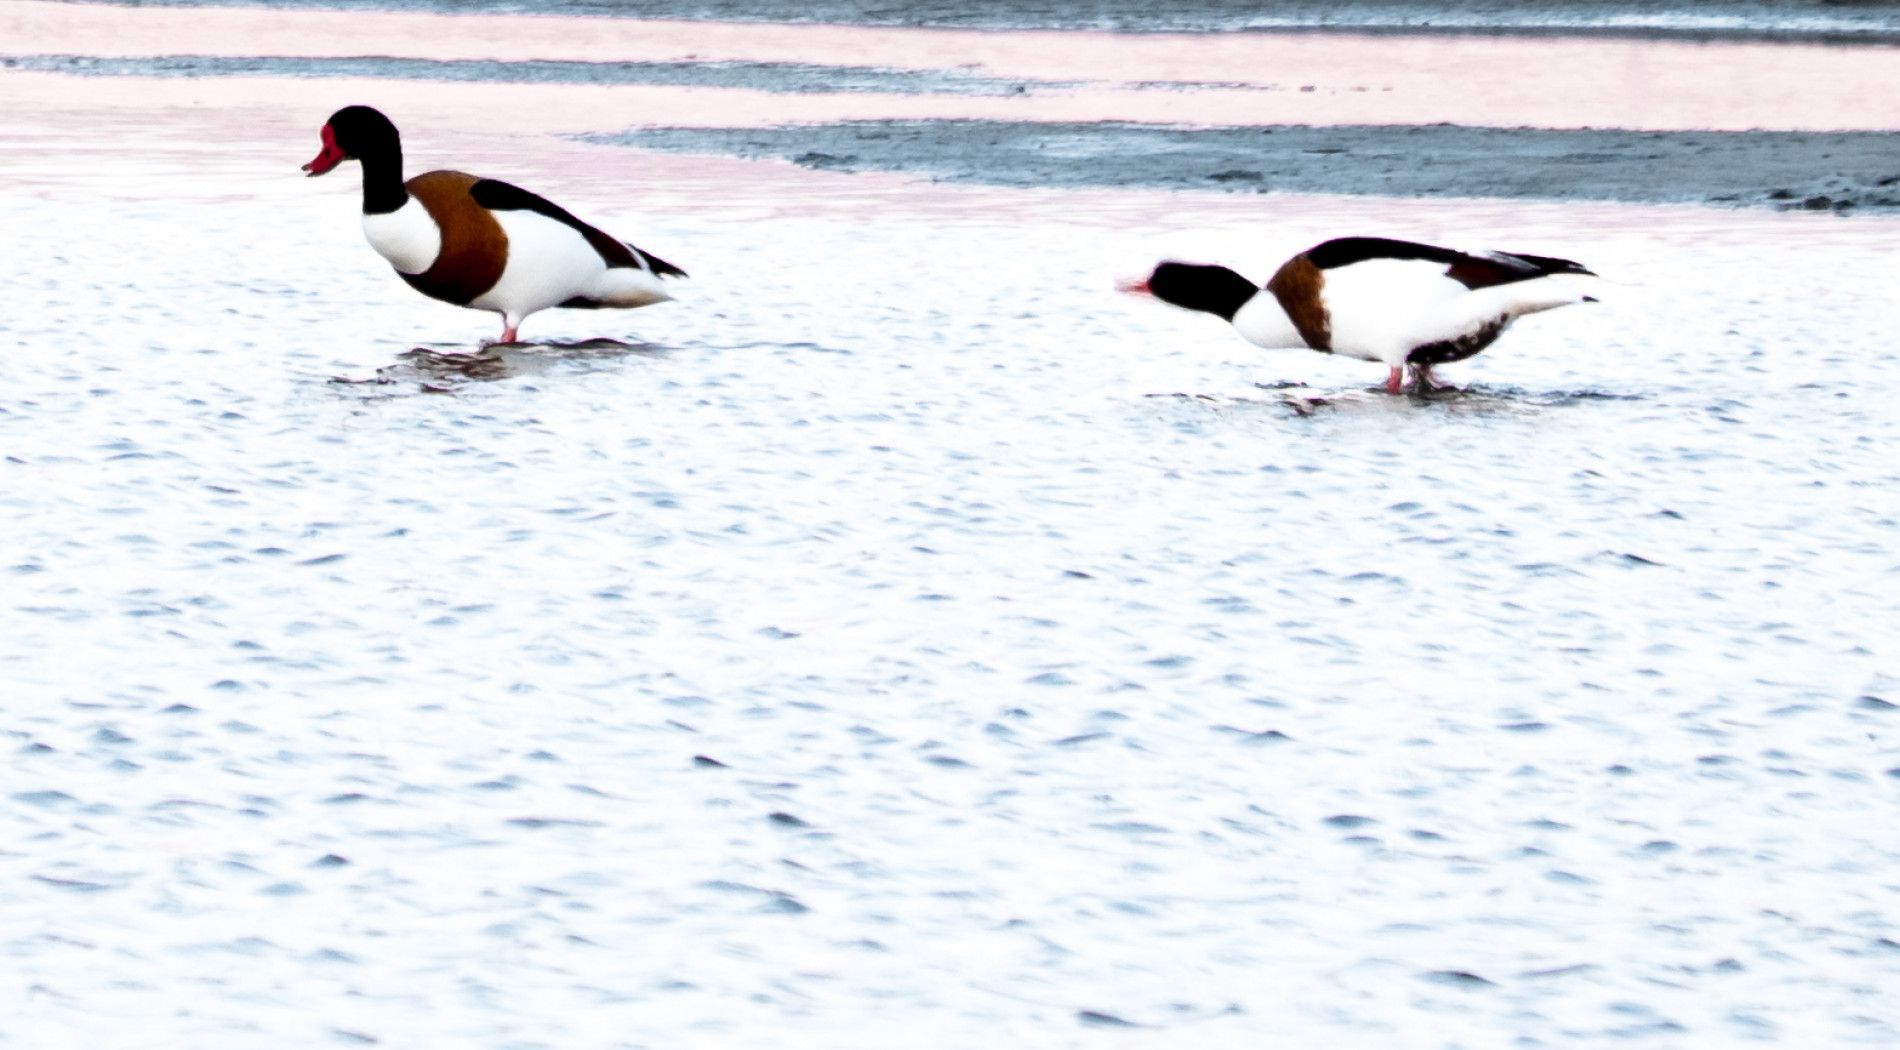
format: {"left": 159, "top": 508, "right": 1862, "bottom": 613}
{"left": 469, "top": 209, "right": 609, "bottom": 319}
{"left": 1320, "top": 258, "right": 1473, "bottom": 362}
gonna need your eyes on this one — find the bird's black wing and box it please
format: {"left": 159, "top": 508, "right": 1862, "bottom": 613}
{"left": 1304, "top": 236, "right": 1589, "bottom": 290}
{"left": 471, "top": 178, "right": 686, "bottom": 277}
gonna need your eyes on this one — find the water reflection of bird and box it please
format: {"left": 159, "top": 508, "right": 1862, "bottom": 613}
{"left": 1121, "top": 236, "right": 1598, "bottom": 393}
{"left": 303, "top": 105, "right": 685, "bottom": 344}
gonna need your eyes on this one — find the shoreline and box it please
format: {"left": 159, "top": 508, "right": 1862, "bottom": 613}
{"left": 6, "top": 0, "right": 1896, "bottom": 214}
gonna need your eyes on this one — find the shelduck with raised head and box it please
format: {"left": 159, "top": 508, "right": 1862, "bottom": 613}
{"left": 303, "top": 105, "right": 685, "bottom": 343}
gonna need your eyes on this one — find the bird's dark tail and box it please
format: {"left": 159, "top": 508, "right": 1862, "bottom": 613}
{"left": 632, "top": 245, "right": 687, "bottom": 278}
{"left": 1503, "top": 251, "right": 1594, "bottom": 278}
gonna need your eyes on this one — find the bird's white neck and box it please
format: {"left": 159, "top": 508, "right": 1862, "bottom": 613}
{"left": 1231, "top": 292, "right": 1307, "bottom": 349}
{"left": 361, "top": 196, "right": 441, "bottom": 276}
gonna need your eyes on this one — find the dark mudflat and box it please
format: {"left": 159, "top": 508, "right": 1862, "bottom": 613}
{"left": 597, "top": 120, "right": 1900, "bottom": 212}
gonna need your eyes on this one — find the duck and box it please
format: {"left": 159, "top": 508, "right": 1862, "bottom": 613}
{"left": 303, "top": 105, "right": 684, "bottom": 344}
{"left": 1120, "top": 236, "right": 1598, "bottom": 393}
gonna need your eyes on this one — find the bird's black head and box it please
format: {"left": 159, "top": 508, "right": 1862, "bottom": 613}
{"left": 1121, "top": 262, "right": 1259, "bottom": 321}
{"left": 302, "top": 105, "right": 401, "bottom": 177}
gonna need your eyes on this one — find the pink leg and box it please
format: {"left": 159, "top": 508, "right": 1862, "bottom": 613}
{"left": 1386, "top": 366, "right": 1404, "bottom": 395}
{"left": 500, "top": 324, "right": 519, "bottom": 343}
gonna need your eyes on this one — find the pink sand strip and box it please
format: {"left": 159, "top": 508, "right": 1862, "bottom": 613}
{"left": 2, "top": 0, "right": 1898, "bottom": 132}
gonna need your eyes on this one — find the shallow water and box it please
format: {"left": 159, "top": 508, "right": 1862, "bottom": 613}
{"left": 4, "top": 121, "right": 1900, "bottom": 1048}
{"left": 42, "top": 0, "right": 1900, "bottom": 40}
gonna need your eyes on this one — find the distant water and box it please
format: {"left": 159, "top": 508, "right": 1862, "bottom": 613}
{"left": 42, "top": 0, "right": 1900, "bottom": 38}
{"left": 5, "top": 120, "right": 1900, "bottom": 1045}
{"left": 0, "top": 54, "right": 1048, "bottom": 95}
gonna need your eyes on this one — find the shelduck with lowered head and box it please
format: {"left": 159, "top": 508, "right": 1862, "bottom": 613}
{"left": 303, "top": 105, "right": 685, "bottom": 344}
{"left": 1121, "top": 236, "right": 1599, "bottom": 393}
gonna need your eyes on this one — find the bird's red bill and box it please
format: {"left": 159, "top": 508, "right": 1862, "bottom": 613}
{"left": 302, "top": 124, "right": 345, "bottom": 177}
{"left": 1116, "top": 277, "right": 1152, "bottom": 295}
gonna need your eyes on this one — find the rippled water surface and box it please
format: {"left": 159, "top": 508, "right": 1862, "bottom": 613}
{"left": 4, "top": 124, "right": 1900, "bottom": 1047}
